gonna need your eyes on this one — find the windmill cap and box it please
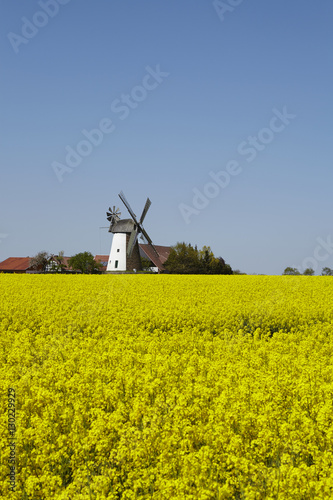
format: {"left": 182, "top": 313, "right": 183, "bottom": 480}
{"left": 111, "top": 219, "right": 136, "bottom": 233}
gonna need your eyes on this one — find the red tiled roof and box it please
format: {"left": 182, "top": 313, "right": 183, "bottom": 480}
{"left": 61, "top": 257, "right": 72, "bottom": 269}
{"left": 0, "top": 257, "right": 32, "bottom": 271}
{"left": 139, "top": 244, "right": 171, "bottom": 270}
{"left": 94, "top": 255, "right": 109, "bottom": 263}
{"left": 94, "top": 255, "right": 109, "bottom": 271}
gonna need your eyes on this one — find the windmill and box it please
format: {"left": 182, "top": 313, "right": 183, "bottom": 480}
{"left": 106, "top": 191, "right": 164, "bottom": 272}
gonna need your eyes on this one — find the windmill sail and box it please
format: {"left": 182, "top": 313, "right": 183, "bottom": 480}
{"left": 118, "top": 191, "right": 164, "bottom": 271}
{"left": 127, "top": 227, "right": 139, "bottom": 257}
{"left": 140, "top": 198, "right": 151, "bottom": 224}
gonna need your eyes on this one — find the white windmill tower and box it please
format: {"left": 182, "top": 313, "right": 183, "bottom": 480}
{"left": 106, "top": 191, "right": 164, "bottom": 272}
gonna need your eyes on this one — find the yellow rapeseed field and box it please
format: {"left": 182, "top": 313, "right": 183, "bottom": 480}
{"left": 1, "top": 274, "right": 333, "bottom": 499}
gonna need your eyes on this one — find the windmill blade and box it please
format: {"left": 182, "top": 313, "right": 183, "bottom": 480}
{"left": 140, "top": 229, "right": 164, "bottom": 270}
{"left": 119, "top": 191, "right": 138, "bottom": 224}
{"left": 109, "top": 206, "right": 121, "bottom": 215}
{"left": 150, "top": 244, "right": 164, "bottom": 267}
{"left": 140, "top": 226, "right": 153, "bottom": 246}
{"left": 107, "top": 205, "right": 121, "bottom": 223}
{"left": 143, "top": 240, "right": 164, "bottom": 271}
{"left": 139, "top": 198, "right": 151, "bottom": 224}
{"left": 141, "top": 227, "right": 160, "bottom": 258}
{"left": 127, "top": 228, "right": 139, "bottom": 257}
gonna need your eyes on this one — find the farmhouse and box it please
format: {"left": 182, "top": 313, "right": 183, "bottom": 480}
{"left": 0, "top": 257, "right": 33, "bottom": 274}
{"left": 0, "top": 256, "right": 75, "bottom": 274}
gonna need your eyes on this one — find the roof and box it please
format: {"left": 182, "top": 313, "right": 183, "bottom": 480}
{"left": 0, "top": 256, "right": 75, "bottom": 272}
{"left": 111, "top": 219, "right": 135, "bottom": 234}
{"left": 139, "top": 244, "right": 171, "bottom": 269}
{"left": 94, "top": 255, "right": 109, "bottom": 272}
{"left": 62, "top": 257, "right": 72, "bottom": 268}
{"left": 0, "top": 257, "right": 32, "bottom": 271}
{"left": 94, "top": 255, "right": 109, "bottom": 263}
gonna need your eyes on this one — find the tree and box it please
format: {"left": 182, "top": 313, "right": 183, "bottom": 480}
{"left": 198, "top": 246, "right": 214, "bottom": 271}
{"left": 208, "top": 256, "right": 233, "bottom": 275}
{"left": 217, "top": 259, "right": 233, "bottom": 275}
{"left": 303, "top": 268, "right": 315, "bottom": 276}
{"left": 282, "top": 267, "right": 301, "bottom": 276}
{"left": 164, "top": 242, "right": 202, "bottom": 274}
{"left": 29, "top": 251, "right": 50, "bottom": 273}
{"left": 322, "top": 267, "right": 333, "bottom": 276}
{"left": 141, "top": 257, "right": 153, "bottom": 272}
{"left": 164, "top": 242, "right": 233, "bottom": 275}
{"left": 68, "top": 252, "right": 102, "bottom": 274}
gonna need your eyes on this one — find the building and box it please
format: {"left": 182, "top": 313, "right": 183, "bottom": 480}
{"left": 95, "top": 244, "right": 171, "bottom": 273}
{"left": 0, "top": 257, "right": 33, "bottom": 273}
{"left": 139, "top": 244, "right": 171, "bottom": 271}
{"left": 0, "top": 248, "right": 171, "bottom": 273}
{"left": 94, "top": 255, "right": 109, "bottom": 273}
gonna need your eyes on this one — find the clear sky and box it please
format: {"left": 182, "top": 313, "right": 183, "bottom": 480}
{"left": 1, "top": 1, "right": 332, "bottom": 274}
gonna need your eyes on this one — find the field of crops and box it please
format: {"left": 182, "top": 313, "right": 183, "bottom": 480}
{"left": 1, "top": 274, "right": 333, "bottom": 499}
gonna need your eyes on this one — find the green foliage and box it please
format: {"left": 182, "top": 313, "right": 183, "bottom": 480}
{"left": 164, "top": 242, "right": 232, "bottom": 275}
{"left": 140, "top": 257, "right": 154, "bottom": 272}
{"left": 68, "top": 252, "right": 102, "bottom": 274}
{"left": 164, "top": 242, "right": 199, "bottom": 274}
{"left": 303, "top": 268, "right": 315, "bottom": 276}
{"left": 322, "top": 267, "right": 333, "bottom": 276}
{"left": 283, "top": 267, "right": 301, "bottom": 276}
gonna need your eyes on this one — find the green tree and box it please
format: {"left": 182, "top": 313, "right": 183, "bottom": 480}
{"left": 198, "top": 246, "right": 214, "bottom": 273}
{"left": 164, "top": 242, "right": 233, "bottom": 275}
{"left": 207, "top": 256, "right": 233, "bottom": 275}
{"left": 282, "top": 267, "right": 301, "bottom": 276}
{"left": 141, "top": 257, "right": 153, "bottom": 272}
{"left": 322, "top": 267, "right": 333, "bottom": 276}
{"left": 164, "top": 242, "right": 201, "bottom": 274}
{"left": 303, "top": 268, "right": 315, "bottom": 276}
{"left": 29, "top": 251, "right": 50, "bottom": 273}
{"left": 68, "top": 252, "right": 102, "bottom": 274}
{"left": 216, "top": 259, "right": 233, "bottom": 275}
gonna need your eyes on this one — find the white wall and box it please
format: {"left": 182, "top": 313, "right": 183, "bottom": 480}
{"left": 107, "top": 233, "right": 127, "bottom": 271}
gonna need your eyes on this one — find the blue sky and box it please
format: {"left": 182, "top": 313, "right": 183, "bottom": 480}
{"left": 1, "top": 0, "right": 332, "bottom": 274}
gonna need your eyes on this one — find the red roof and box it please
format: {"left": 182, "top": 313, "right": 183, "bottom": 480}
{"left": 0, "top": 257, "right": 32, "bottom": 271}
{"left": 139, "top": 244, "right": 171, "bottom": 269}
{"left": 94, "top": 255, "right": 109, "bottom": 263}
{"left": 94, "top": 255, "right": 109, "bottom": 272}
{"left": 0, "top": 256, "right": 74, "bottom": 272}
